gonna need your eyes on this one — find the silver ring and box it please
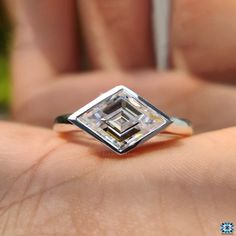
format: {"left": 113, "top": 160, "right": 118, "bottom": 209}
{"left": 54, "top": 86, "right": 193, "bottom": 154}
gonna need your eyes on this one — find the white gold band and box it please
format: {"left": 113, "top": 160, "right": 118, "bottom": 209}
{"left": 53, "top": 86, "right": 193, "bottom": 154}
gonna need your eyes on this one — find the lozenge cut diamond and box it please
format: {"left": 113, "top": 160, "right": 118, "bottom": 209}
{"left": 68, "top": 86, "right": 172, "bottom": 153}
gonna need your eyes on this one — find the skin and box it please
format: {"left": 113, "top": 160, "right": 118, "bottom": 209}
{"left": 0, "top": 0, "right": 236, "bottom": 235}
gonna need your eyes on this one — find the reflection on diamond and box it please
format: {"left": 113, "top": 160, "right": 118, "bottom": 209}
{"left": 106, "top": 109, "right": 139, "bottom": 133}
{"left": 69, "top": 86, "right": 171, "bottom": 153}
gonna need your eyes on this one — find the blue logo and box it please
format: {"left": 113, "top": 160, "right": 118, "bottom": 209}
{"left": 220, "top": 222, "right": 234, "bottom": 235}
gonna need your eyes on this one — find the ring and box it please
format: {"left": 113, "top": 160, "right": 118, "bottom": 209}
{"left": 54, "top": 86, "right": 193, "bottom": 154}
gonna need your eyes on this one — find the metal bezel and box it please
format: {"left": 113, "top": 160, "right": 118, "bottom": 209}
{"left": 68, "top": 85, "right": 172, "bottom": 154}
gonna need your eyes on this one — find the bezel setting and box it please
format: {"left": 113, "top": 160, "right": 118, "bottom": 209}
{"left": 68, "top": 86, "right": 173, "bottom": 154}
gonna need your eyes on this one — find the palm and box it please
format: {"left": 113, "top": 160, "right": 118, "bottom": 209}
{"left": 0, "top": 122, "right": 236, "bottom": 235}
{"left": 1, "top": 0, "right": 236, "bottom": 235}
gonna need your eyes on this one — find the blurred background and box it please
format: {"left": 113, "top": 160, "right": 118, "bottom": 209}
{"left": 0, "top": 2, "right": 11, "bottom": 115}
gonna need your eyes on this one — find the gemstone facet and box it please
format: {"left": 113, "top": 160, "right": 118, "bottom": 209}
{"left": 68, "top": 86, "right": 172, "bottom": 154}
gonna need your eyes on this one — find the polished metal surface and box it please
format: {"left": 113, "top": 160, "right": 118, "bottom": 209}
{"left": 54, "top": 86, "right": 193, "bottom": 154}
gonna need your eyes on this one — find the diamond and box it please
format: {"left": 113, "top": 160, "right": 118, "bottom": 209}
{"left": 68, "top": 86, "right": 172, "bottom": 154}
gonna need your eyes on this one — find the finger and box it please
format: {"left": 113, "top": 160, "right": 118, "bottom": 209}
{"left": 77, "top": 0, "right": 155, "bottom": 70}
{"left": 0, "top": 122, "right": 236, "bottom": 235}
{"left": 13, "top": 71, "right": 236, "bottom": 132}
{"left": 171, "top": 0, "right": 236, "bottom": 82}
{"left": 6, "top": 0, "right": 80, "bottom": 107}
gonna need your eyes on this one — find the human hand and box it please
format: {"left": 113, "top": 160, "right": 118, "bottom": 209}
{"left": 1, "top": 0, "right": 236, "bottom": 235}
{"left": 0, "top": 122, "right": 236, "bottom": 235}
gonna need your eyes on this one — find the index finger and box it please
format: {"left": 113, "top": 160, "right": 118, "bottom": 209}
{"left": 6, "top": 0, "right": 80, "bottom": 106}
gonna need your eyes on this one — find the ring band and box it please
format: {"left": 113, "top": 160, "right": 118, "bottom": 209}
{"left": 54, "top": 86, "right": 193, "bottom": 154}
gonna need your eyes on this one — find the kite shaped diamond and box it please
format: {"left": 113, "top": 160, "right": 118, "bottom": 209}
{"left": 68, "top": 86, "right": 172, "bottom": 154}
